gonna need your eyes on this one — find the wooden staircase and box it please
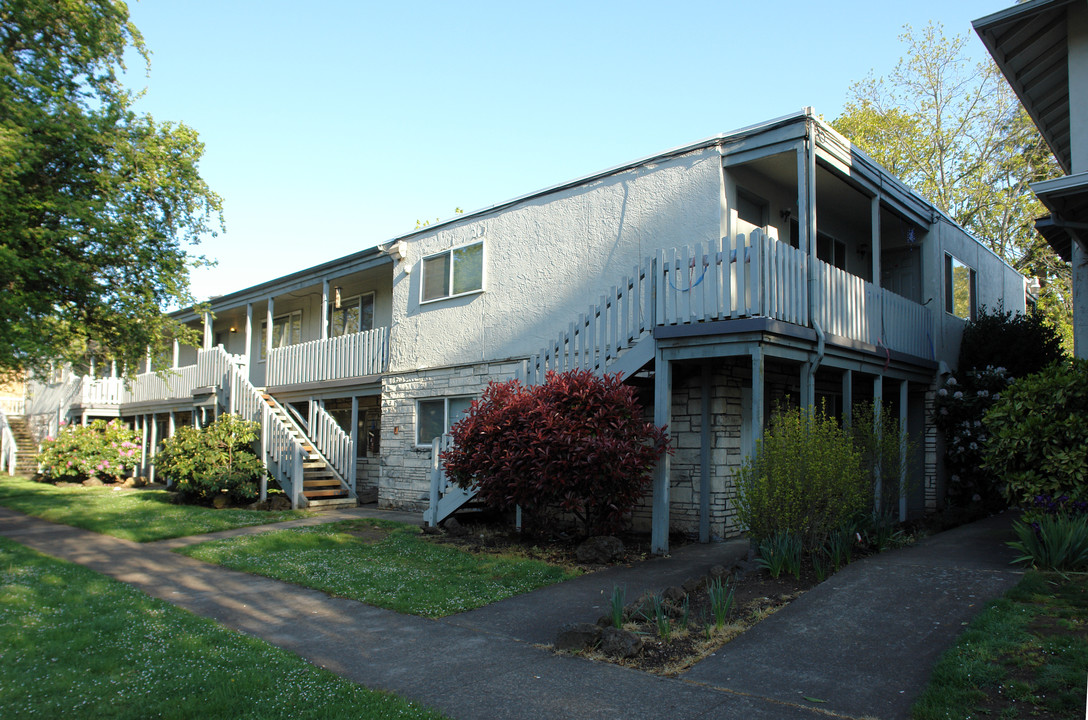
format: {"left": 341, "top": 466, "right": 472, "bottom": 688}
{"left": 6, "top": 416, "right": 40, "bottom": 475}
{"left": 259, "top": 394, "right": 356, "bottom": 510}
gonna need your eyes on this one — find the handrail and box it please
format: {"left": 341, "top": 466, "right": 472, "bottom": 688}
{"left": 267, "top": 326, "right": 389, "bottom": 387}
{"left": 310, "top": 403, "right": 353, "bottom": 489}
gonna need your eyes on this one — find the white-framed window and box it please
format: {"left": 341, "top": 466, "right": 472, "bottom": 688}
{"left": 330, "top": 292, "right": 375, "bottom": 337}
{"left": 416, "top": 395, "right": 474, "bottom": 446}
{"left": 260, "top": 310, "right": 302, "bottom": 360}
{"left": 945, "top": 254, "right": 976, "bottom": 320}
{"left": 736, "top": 188, "right": 768, "bottom": 228}
{"left": 420, "top": 241, "right": 484, "bottom": 304}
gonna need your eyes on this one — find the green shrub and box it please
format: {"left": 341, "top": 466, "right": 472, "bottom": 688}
{"left": 1008, "top": 515, "right": 1088, "bottom": 571}
{"left": 958, "top": 305, "right": 1065, "bottom": 380}
{"left": 735, "top": 405, "right": 867, "bottom": 548}
{"left": 156, "top": 414, "right": 265, "bottom": 505}
{"left": 37, "top": 419, "right": 141, "bottom": 483}
{"left": 982, "top": 359, "right": 1088, "bottom": 507}
{"left": 756, "top": 531, "right": 802, "bottom": 579}
{"left": 849, "top": 401, "right": 913, "bottom": 516}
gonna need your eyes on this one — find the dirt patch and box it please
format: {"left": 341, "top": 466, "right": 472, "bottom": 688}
{"left": 343, "top": 523, "right": 394, "bottom": 544}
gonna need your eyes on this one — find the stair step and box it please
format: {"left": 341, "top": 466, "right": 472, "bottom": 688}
{"left": 305, "top": 497, "right": 357, "bottom": 510}
{"left": 304, "top": 488, "right": 350, "bottom": 499}
{"left": 303, "top": 476, "right": 340, "bottom": 486}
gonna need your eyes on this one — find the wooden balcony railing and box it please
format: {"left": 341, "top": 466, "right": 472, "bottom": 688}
{"left": 266, "top": 327, "right": 388, "bottom": 387}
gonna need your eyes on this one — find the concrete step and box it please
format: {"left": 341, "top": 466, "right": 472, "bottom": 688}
{"left": 305, "top": 497, "right": 357, "bottom": 510}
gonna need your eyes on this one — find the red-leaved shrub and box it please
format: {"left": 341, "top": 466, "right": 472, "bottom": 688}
{"left": 442, "top": 370, "right": 671, "bottom": 535}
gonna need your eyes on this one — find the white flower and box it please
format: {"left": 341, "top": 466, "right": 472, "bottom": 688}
{"left": 978, "top": 390, "right": 989, "bottom": 398}
{"left": 969, "top": 442, "right": 978, "bottom": 450}
{"left": 974, "top": 421, "right": 981, "bottom": 428}
{"left": 947, "top": 377, "right": 958, "bottom": 386}
{"left": 954, "top": 391, "right": 964, "bottom": 400}
{"left": 940, "top": 407, "right": 948, "bottom": 415}
{"left": 938, "top": 388, "right": 948, "bottom": 397}
{"left": 951, "top": 474, "right": 961, "bottom": 483}
{"left": 995, "top": 367, "right": 1006, "bottom": 375}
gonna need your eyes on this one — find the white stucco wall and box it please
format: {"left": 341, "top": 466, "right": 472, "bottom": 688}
{"left": 389, "top": 149, "right": 723, "bottom": 371}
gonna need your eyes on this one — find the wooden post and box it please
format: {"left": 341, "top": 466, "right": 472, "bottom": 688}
{"left": 651, "top": 351, "right": 672, "bottom": 555}
{"left": 750, "top": 348, "right": 765, "bottom": 457}
{"left": 871, "top": 194, "right": 882, "bottom": 287}
{"left": 203, "top": 313, "right": 213, "bottom": 350}
{"left": 699, "top": 362, "right": 711, "bottom": 544}
{"left": 291, "top": 447, "right": 303, "bottom": 509}
{"left": 148, "top": 415, "right": 158, "bottom": 484}
{"left": 899, "top": 380, "right": 909, "bottom": 522}
{"left": 145, "top": 346, "right": 152, "bottom": 374}
{"left": 321, "top": 279, "right": 330, "bottom": 341}
{"left": 801, "top": 362, "right": 815, "bottom": 410}
{"left": 873, "top": 375, "right": 883, "bottom": 513}
{"left": 259, "top": 404, "right": 268, "bottom": 502}
{"left": 349, "top": 396, "right": 359, "bottom": 492}
{"left": 244, "top": 303, "right": 253, "bottom": 373}
{"left": 89, "top": 356, "right": 96, "bottom": 378}
{"left": 172, "top": 339, "right": 180, "bottom": 370}
{"left": 842, "top": 369, "right": 853, "bottom": 429}
{"left": 265, "top": 296, "right": 274, "bottom": 365}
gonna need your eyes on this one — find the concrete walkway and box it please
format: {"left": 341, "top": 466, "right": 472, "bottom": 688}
{"left": 0, "top": 506, "right": 1023, "bottom": 720}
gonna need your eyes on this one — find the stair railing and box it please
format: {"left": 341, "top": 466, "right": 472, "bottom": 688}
{"left": 208, "top": 346, "right": 309, "bottom": 508}
{"left": 309, "top": 403, "right": 353, "bottom": 491}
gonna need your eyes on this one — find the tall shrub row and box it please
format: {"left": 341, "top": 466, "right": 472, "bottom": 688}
{"left": 37, "top": 419, "right": 141, "bottom": 483}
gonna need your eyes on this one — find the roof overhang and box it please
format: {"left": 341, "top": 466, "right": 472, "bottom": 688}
{"left": 974, "top": 0, "right": 1076, "bottom": 174}
{"left": 1032, "top": 172, "right": 1088, "bottom": 261}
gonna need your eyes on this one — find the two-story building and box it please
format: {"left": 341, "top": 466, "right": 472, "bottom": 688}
{"left": 19, "top": 109, "right": 1030, "bottom": 553}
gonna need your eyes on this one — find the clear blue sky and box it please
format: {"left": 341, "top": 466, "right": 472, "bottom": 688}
{"left": 121, "top": 0, "right": 1010, "bottom": 301}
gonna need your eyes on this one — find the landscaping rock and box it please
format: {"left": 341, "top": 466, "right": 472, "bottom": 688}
{"left": 420, "top": 524, "right": 442, "bottom": 535}
{"left": 267, "top": 496, "right": 290, "bottom": 511}
{"left": 82, "top": 477, "right": 104, "bottom": 487}
{"left": 443, "top": 517, "right": 467, "bottom": 537}
{"left": 121, "top": 476, "right": 148, "bottom": 488}
{"left": 662, "top": 585, "right": 686, "bottom": 603}
{"left": 212, "top": 494, "right": 230, "bottom": 509}
{"left": 682, "top": 574, "right": 707, "bottom": 594}
{"left": 575, "top": 535, "right": 625, "bottom": 564}
{"left": 709, "top": 564, "right": 729, "bottom": 580}
{"left": 601, "top": 627, "right": 643, "bottom": 659}
{"left": 555, "top": 622, "right": 601, "bottom": 651}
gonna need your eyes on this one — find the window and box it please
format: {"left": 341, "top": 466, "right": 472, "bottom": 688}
{"left": 260, "top": 310, "right": 302, "bottom": 360}
{"left": 736, "top": 189, "right": 768, "bottom": 228}
{"left": 416, "top": 395, "right": 473, "bottom": 446}
{"left": 330, "top": 292, "right": 375, "bottom": 337}
{"left": 421, "top": 241, "right": 484, "bottom": 303}
{"left": 945, "top": 254, "right": 976, "bottom": 320}
{"left": 816, "top": 232, "right": 847, "bottom": 271}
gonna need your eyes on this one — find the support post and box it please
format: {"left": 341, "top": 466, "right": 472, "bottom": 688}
{"left": 321, "top": 279, "right": 330, "bottom": 340}
{"left": 750, "top": 348, "right": 765, "bottom": 458}
{"left": 899, "top": 380, "right": 909, "bottom": 522}
{"left": 265, "top": 296, "right": 275, "bottom": 365}
{"left": 842, "top": 369, "right": 853, "bottom": 429}
{"left": 291, "top": 447, "right": 303, "bottom": 509}
{"left": 873, "top": 375, "right": 883, "bottom": 513}
{"left": 244, "top": 303, "right": 253, "bottom": 372}
{"left": 172, "top": 339, "right": 180, "bottom": 370}
{"left": 699, "top": 362, "right": 711, "bottom": 544}
{"left": 166, "top": 411, "right": 176, "bottom": 488}
{"left": 203, "top": 313, "right": 213, "bottom": 350}
{"left": 871, "top": 194, "right": 882, "bottom": 286}
{"left": 651, "top": 352, "right": 672, "bottom": 555}
{"left": 259, "top": 404, "right": 268, "bottom": 502}
{"left": 148, "top": 415, "right": 158, "bottom": 484}
{"left": 801, "top": 362, "right": 815, "bottom": 410}
{"left": 349, "top": 396, "right": 359, "bottom": 492}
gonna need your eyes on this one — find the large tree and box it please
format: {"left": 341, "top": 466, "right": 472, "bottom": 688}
{"left": 833, "top": 22, "right": 1071, "bottom": 348}
{"left": 0, "top": 0, "right": 222, "bottom": 378}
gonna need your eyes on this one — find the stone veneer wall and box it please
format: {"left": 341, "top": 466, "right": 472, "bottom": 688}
{"left": 378, "top": 360, "right": 520, "bottom": 510}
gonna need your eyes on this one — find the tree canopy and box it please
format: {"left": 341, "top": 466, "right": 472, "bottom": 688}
{"left": 833, "top": 22, "right": 1070, "bottom": 348}
{"left": 0, "top": 0, "right": 222, "bottom": 378}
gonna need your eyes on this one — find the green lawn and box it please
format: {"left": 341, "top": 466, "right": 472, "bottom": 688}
{"left": 912, "top": 570, "right": 1088, "bottom": 719}
{"left": 0, "top": 537, "right": 447, "bottom": 720}
{"left": 0, "top": 475, "right": 307, "bottom": 542}
{"left": 179, "top": 518, "right": 581, "bottom": 617}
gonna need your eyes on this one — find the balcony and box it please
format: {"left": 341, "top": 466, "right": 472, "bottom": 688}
{"left": 266, "top": 326, "right": 389, "bottom": 388}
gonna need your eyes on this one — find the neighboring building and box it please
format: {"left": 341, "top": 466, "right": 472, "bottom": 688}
{"left": 975, "top": 0, "right": 1088, "bottom": 359}
{"left": 19, "top": 109, "right": 1029, "bottom": 552}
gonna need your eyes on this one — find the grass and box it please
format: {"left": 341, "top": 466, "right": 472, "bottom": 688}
{"left": 912, "top": 570, "right": 1088, "bottom": 719}
{"left": 178, "top": 518, "right": 581, "bottom": 617}
{"left": 0, "top": 537, "right": 447, "bottom": 720}
{"left": 0, "top": 475, "right": 307, "bottom": 542}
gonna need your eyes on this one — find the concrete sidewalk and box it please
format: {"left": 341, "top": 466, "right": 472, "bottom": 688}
{"left": 0, "top": 505, "right": 1023, "bottom": 720}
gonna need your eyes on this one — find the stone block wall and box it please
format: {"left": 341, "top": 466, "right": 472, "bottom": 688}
{"left": 378, "top": 360, "right": 519, "bottom": 510}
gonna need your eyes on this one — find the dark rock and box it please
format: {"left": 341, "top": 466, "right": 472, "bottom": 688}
{"left": 82, "top": 477, "right": 104, "bottom": 487}
{"left": 596, "top": 614, "right": 613, "bottom": 628}
{"left": 443, "top": 517, "right": 467, "bottom": 536}
{"left": 420, "top": 524, "right": 442, "bottom": 535}
{"left": 212, "top": 494, "right": 230, "bottom": 509}
{"left": 662, "top": 585, "right": 686, "bottom": 603}
{"left": 555, "top": 622, "right": 601, "bottom": 651}
{"left": 709, "top": 564, "right": 729, "bottom": 580}
{"left": 268, "top": 495, "right": 290, "bottom": 511}
{"left": 601, "top": 627, "right": 643, "bottom": 658}
{"left": 575, "top": 535, "right": 625, "bottom": 564}
{"left": 682, "top": 575, "right": 707, "bottom": 594}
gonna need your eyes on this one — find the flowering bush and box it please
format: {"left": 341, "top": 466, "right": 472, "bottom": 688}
{"left": 932, "top": 366, "right": 1011, "bottom": 509}
{"left": 37, "top": 419, "right": 141, "bottom": 483}
{"left": 442, "top": 370, "right": 671, "bottom": 535}
{"left": 958, "top": 305, "right": 1065, "bottom": 380}
{"left": 156, "top": 414, "right": 265, "bottom": 506}
{"left": 735, "top": 405, "right": 867, "bottom": 549}
{"left": 982, "top": 359, "right": 1088, "bottom": 507}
